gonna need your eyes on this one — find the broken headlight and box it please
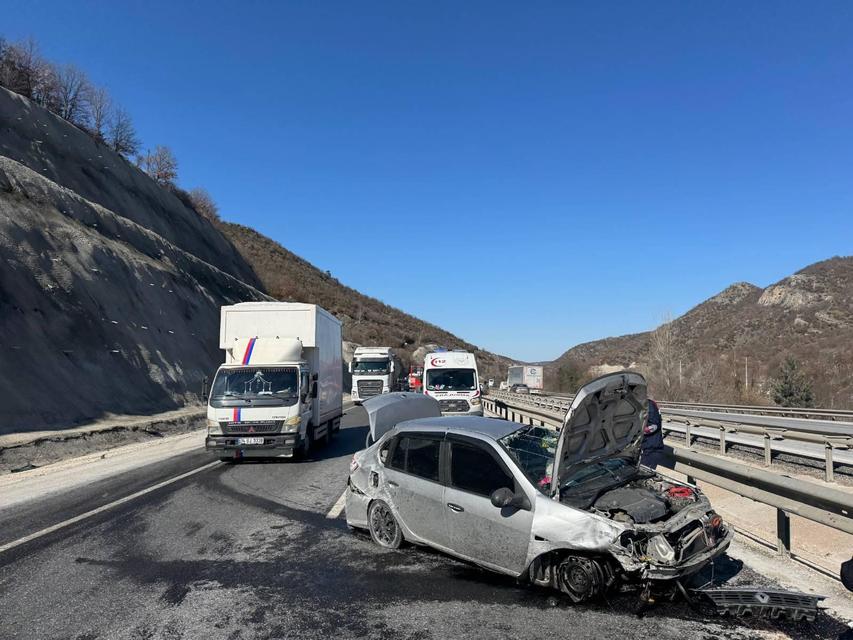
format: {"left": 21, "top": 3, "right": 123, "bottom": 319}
{"left": 647, "top": 534, "right": 676, "bottom": 565}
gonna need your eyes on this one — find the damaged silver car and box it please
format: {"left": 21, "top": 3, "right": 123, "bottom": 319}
{"left": 346, "top": 372, "right": 733, "bottom": 603}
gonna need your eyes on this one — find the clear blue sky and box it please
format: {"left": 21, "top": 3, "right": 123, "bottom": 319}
{"left": 4, "top": 1, "right": 853, "bottom": 361}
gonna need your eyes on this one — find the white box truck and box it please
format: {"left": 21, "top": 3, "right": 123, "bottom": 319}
{"left": 422, "top": 350, "right": 483, "bottom": 416}
{"left": 507, "top": 365, "right": 544, "bottom": 392}
{"left": 350, "top": 346, "right": 400, "bottom": 404}
{"left": 205, "top": 302, "right": 343, "bottom": 460}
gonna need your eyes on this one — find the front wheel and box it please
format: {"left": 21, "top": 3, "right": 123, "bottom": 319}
{"left": 368, "top": 500, "right": 402, "bottom": 549}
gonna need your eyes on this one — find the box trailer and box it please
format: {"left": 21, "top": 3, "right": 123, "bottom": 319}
{"left": 507, "top": 365, "right": 544, "bottom": 391}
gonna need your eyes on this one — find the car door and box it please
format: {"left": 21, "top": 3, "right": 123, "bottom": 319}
{"left": 443, "top": 435, "right": 534, "bottom": 575}
{"left": 381, "top": 433, "right": 449, "bottom": 548}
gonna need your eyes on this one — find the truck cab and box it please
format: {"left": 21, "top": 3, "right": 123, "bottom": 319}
{"left": 350, "top": 346, "right": 397, "bottom": 404}
{"left": 422, "top": 350, "right": 483, "bottom": 416}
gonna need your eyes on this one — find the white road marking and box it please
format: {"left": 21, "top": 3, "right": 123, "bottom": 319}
{"left": 0, "top": 460, "right": 221, "bottom": 554}
{"left": 326, "top": 489, "right": 347, "bottom": 519}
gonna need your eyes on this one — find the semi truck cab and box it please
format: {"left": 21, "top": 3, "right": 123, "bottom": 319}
{"left": 350, "top": 346, "right": 397, "bottom": 404}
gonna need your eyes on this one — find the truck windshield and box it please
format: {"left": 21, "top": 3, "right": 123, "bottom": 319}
{"left": 352, "top": 360, "right": 389, "bottom": 374}
{"left": 210, "top": 367, "right": 299, "bottom": 406}
{"left": 426, "top": 368, "right": 477, "bottom": 391}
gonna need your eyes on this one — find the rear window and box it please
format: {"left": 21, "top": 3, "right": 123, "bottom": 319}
{"left": 387, "top": 435, "right": 441, "bottom": 482}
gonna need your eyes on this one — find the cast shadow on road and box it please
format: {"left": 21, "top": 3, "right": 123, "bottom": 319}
{"left": 219, "top": 424, "right": 370, "bottom": 467}
{"left": 74, "top": 468, "right": 850, "bottom": 640}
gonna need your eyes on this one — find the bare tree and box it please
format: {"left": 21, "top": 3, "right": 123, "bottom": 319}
{"left": 53, "top": 63, "right": 92, "bottom": 125}
{"left": 108, "top": 106, "right": 140, "bottom": 156}
{"left": 188, "top": 187, "right": 219, "bottom": 220}
{"left": 138, "top": 145, "right": 178, "bottom": 185}
{"left": 0, "top": 37, "right": 54, "bottom": 106}
{"left": 88, "top": 85, "right": 112, "bottom": 140}
{"left": 646, "top": 313, "right": 683, "bottom": 401}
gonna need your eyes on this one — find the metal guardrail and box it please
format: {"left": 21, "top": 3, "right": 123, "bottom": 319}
{"left": 481, "top": 393, "right": 853, "bottom": 578}
{"left": 519, "top": 390, "right": 853, "bottom": 421}
{"left": 487, "top": 390, "right": 853, "bottom": 483}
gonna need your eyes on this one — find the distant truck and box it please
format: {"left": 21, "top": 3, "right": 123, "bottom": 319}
{"left": 422, "top": 350, "right": 483, "bottom": 415}
{"left": 205, "top": 302, "right": 343, "bottom": 460}
{"left": 407, "top": 363, "right": 424, "bottom": 393}
{"left": 350, "top": 346, "right": 400, "bottom": 404}
{"left": 507, "top": 365, "right": 544, "bottom": 393}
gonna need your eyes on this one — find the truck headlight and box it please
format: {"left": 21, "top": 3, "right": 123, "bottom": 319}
{"left": 207, "top": 418, "right": 222, "bottom": 435}
{"left": 470, "top": 397, "right": 481, "bottom": 406}
{"left": 282, "top": 415, "right": 301, "bottom": 433}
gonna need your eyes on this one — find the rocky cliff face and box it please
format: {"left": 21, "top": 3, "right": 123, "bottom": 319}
{"left": 0, "top": 90, "right": 267, "bottom": 433}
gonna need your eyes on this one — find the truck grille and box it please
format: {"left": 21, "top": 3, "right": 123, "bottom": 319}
{"left": 223, "top": 421, "right": 280, "bottom": 434}
{"left": 357, "top": 380, "right": 383, "bottom": 398}
{"left": 439, "top": 399, "right": 470, "bottom": 413}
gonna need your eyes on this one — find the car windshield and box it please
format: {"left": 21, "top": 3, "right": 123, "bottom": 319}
{"left": 498, "top": 426, "right": 558, "bottom": 493}
{"left": 353, "top": 359, "right": 390, "bottom": 374}
{"left": 425, "top": 368, "right": 477, "bottom": 391}
{"left": 210, "top": 367, "right": 299, "bottom": 406}
{"left": 559, "top": 458, "right": 638, "bottom": 508}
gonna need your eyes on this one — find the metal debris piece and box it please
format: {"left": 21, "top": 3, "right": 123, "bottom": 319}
{"left": 693, "top": 586, "right": 825, "bottom": 622}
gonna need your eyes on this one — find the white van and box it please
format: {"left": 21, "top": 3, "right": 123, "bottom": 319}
{"left": 422, "top": 350, "right": 483, "bottom": 416}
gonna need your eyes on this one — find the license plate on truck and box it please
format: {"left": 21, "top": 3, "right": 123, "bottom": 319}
{"left": 237, "top": 437, "right": 264, "bottom": 445}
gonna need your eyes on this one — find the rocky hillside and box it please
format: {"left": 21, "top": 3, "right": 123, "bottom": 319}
{"left": 218, "top": 222, "right": 512, "bottom": 380}
{"left": 0, "top": 88, "right": 268, "bottom": 433}
{"left": 0, "top": 87, "right": 512, "bottom": 433}
{"left": 551, "top": 257, "right": 853, "bottom": 407}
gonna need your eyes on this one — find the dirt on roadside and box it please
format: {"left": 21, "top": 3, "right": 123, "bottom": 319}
{"left": 0, "top": 406, "right": 206, "bottom": 475}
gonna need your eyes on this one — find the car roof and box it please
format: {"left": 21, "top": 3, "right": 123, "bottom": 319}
{"left": 394, "top": 416, "right": 524, "bottom": 440}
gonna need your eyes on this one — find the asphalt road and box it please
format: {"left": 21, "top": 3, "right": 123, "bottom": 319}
{"left": 0, "top": 407, "right": 848, "bottom": 640}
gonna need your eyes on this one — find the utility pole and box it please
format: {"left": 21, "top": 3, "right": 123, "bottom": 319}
{"left": 679, "top": 360, "right": 683, "bottom": 386}
{"left": 745, "top": 356, "right": 749, "bottom": 390}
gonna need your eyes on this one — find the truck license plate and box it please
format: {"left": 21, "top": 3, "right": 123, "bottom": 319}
{"left": 237, "top": 437, "right": 264, "bottom": 445}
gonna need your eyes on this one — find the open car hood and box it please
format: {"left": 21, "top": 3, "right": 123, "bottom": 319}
{"left": 364, "top": 392, "right": 442, "bottom": 442}
{"left": 551, "top": 372, "right": 647, "bottom": 497}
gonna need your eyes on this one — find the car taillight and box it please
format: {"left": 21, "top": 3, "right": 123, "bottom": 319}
{"left": 350, "top": 455, "right": 359, "bottom": 473}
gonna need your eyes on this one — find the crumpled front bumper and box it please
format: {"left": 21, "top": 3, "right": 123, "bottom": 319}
{"left": 643, "top": 526, "right": 735, "bottom": 580}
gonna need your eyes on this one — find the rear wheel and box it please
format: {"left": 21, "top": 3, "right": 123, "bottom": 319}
{"left": 368, "top": 500, "right": 402, "bottom": 549}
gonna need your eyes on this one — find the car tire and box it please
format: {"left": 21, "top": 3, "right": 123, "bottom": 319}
{"left": 368, "top": 500, "right": 402, "bottom": 549}
{"left": 556, "top": 555, "right": 605, "bottom": 603}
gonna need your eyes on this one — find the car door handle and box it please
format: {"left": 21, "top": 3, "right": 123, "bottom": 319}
{"left": 446, "top": 503, "right": 464, "bottom": 513}
{"left": 387, "top": 480, "right": 398, "bottom": 488}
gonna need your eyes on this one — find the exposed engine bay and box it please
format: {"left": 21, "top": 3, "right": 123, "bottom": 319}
{"left": 592, "top": 477, "right": 700, "bottom": 525}
{"left": 587, "top": 476, "right": 729, "bottom": 572}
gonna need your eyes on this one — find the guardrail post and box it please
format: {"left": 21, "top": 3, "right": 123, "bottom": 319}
{"left": 764, "top": 434, "right": 772, "bottom": 467}
{"left": 776, "top": 509, "right": 791, "bottom": 557}
{"left": 825, "top": 443, "right": 835, "bottom": 483}
{"left": 685, "top": 423, "right": 692, "bottom": 448}
{"left": 719, "top": 427, "right": 727, "bottom": 455}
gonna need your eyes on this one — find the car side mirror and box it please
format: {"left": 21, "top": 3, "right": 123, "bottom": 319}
{"left": 490, "top": 487, "right": 530, "bottom": 511}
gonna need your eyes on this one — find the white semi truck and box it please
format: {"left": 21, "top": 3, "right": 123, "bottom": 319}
{"left": 507, "top": 365, "right": 544, "bottom": 392}
{"left": 205, "top": 302, "right": 343, "bottom": 460}
{"left": 422, "top": 350, "right": 483, "bottom": 416}
{"left": 349, "top": 346, "right": 400, "bottom": 404}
